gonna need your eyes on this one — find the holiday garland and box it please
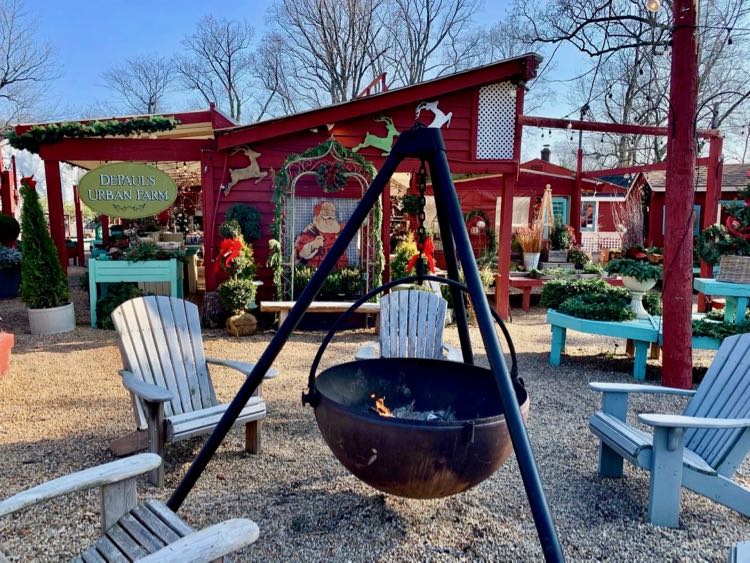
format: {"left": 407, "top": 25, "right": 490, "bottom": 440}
{"left": 268, "top": 138, "right": 382, "bottom": 299}
{"left": 7, "top": 116, "right": 180, "bottom": 154}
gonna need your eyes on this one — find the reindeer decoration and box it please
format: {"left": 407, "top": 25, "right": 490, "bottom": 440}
{"left": 223, "top": 147, "right": 268, "bottom": 195}
{"left": 351, "top": 116, "right": 399, "bottom": 155}
{"left": 415, "top": 101, "right": 452, "bottom": 128}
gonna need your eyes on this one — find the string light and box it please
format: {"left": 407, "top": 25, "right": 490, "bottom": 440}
{"left": 646, "top": 0, "right": 660, "bottom": 12}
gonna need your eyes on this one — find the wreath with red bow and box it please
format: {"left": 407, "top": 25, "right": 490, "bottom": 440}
{"left": 315, "top": 162, "right": 347, "bottom": 193}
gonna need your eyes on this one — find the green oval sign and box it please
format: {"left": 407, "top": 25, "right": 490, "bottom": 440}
{"left": 79, "top": 162, "right": 178, "bottom": 219}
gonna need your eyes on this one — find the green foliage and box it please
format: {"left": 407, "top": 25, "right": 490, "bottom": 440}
{"left": 219, "top": 219, "right": 243, "bottom": 239}
{"left": 583, "top": 262, "right": 605, "bottom": 275}
{"left": 692, "top": 318, "right": 750, "bottom": 340}
{"left": 696, "top": 225, "right": 736, "bottom": 265}
{"left": 568, "top": 246, "right": 590, "bottom": 269}
{"left": 315, "top": 161, "right": 348, "bottom": 192}
{"left": 478, "top": 266, "right": 495, "bottom": 289}
{"left": 96, "top": 283, "right": 142, "bottom": 330}
{"left": 605, "top": 258, "right": 662, "bottom": 281}
{"left": 293, "top": 266, "right": 364, "bottom": 299}
{"left": 121, "top": 242, "right": 187, "bottom": 263}
{"left": 0, "top": 246, "right": 21, "bottom": 270}
{"left": 549, "top": 217, "right": 573, "bottom": 251}
{"left": 391, "top": 234, "right": 419, "bottom": 281}
{"left": 643, "top": 291, "right": 662, "bottom": 315}
{"left": 7, "top": 116, "right": 179, "bottom": 154}
{"left": 225, "top": 204, "right": 262, "bottom": 241}
{"left": 401, "top": 194, "right": 422, "bottom": 216}
{"left": 19, "top": 183, "right": 69, "bottom": 309}
{"left": 218, "top": 277, "right": 257, "bottom": 314}
{"left": 0, "top": 214, "right": 20, "bottom": 243}
{"left": 541, "top": 278, "right": 630, "bottom": 310}
{"left": 559, "top": 293, "right": 636, "bottom": 322}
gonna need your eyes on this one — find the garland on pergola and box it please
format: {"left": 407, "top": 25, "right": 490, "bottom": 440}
{"left": 269, "top": 138, "right": 383, "bottom": 299}
{"left": 6, "top": 116, "right": 180, "bottom": 154}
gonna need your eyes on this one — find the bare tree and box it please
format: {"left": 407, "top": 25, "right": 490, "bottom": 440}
{"left": 176, "top": 16, "right": 255, "bottom": 122}
{"left": 103, "top": 55, "right": 175, "bottom": 114}
{"left": 268, "top": 0, "right": 388, "bottom": 105}
{"left": 0, "top": 0, "right": 55, "bottom": 126}
{"left": 382, "top": 0, "right": 481, "bottom": 86}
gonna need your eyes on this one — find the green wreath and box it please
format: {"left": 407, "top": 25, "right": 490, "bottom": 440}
{"left": 316, "top": 162, "right": 348, "bottom": 193}
{"left": 696, "top": 225, "right": 732, "bottom": 266}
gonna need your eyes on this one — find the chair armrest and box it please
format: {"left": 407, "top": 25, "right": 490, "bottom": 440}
{"left": 120, "top": 370, "right": 173, "bottom": 403}
{"left": 442, "top": 344, "right": 463, "bottom": 363}
{"left": 589, "top": 382, "right": 696, "bottom": 397}
{"left": 137, "top": 518, "right": 260, "bottom": 563}
{"left": 205, "top": 357, "right": 279, "bottom": 379}
{"left": 0, "top": 454, "right": 162, "bottom": 518}
{"left": 355, "top": 342, "right": 379, "bottom": 360}
{"left": 639, "top": 413, "right": 750, "bottom": 429}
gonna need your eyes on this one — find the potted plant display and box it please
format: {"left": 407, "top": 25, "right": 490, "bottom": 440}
{"left": 516, "top": 224, "right": 542, "bottom": 270}
{"left": 19, "top": 177, "right": 76, "bottom": 335}
{"left": 567, "top": 246, "right": 590, "bottom": 270}
{"left": 547, "top": 218, "right": 572, "bottom": 263}
{"left": 0, "top": 246, "right": 22, "bottom": 299}
{"left": 218, "top": 277, "right": 258, "bottom": 336}
{"left": 605, "top": 258, "right": 662, "bottom": 319}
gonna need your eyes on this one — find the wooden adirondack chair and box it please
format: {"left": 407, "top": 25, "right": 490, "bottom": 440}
{"left": 109, "top": 296, "right": 278, "bottom": 486}
{"left": 729, "top": 541, "right": 750, "bottom": 563}
{"left": 0, "top": 454, "right": 258, "bottom": 562}
{"left": 589, "top": 332, "right": 750, "bottom": 527}
{"left": 355, "top": 289, "right": 463, "bottom": 361}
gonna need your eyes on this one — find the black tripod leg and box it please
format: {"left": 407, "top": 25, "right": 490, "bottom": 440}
{"left": 168, "top": 149, "right": 405, "bottom": 511}
{"left": 428, "top": 145, "right": 564, "bottom": 562}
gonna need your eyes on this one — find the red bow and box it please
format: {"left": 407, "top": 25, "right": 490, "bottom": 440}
{"left": 20, "top": 176, "right": 36, "bottom": 190}
{"left": 406, "top": 236, "right": 436, "bottom": 274}
{"left": 726, "top": 215, "right": 750, "bottom": 240}
{"left": 215, "top": 238, "right": 243, "bottom": 273}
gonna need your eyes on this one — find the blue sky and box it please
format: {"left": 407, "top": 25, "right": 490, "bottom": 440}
{"left": 32, "top": 0, "right": 521, "bottom": 116}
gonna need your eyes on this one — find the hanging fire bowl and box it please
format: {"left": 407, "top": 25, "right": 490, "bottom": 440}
{"left": 310, "top": 357, "right": 529, "bottom": 499}
{"left": 302, "top": 275, "right": 529, "bottom": 500}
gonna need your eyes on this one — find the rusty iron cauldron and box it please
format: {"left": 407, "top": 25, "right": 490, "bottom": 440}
{"left": 302, "top": 276, "right": 528, "bottom": 499}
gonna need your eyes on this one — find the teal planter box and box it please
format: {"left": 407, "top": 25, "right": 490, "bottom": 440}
{"left": 89, "top": 259, "right": 183, "bottom": 327}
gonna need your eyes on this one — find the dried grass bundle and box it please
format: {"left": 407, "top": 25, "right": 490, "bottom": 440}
{"left": 516, "top": 224, "right": 542, "bottom": 253}
{"left": 612, "top": 189, "right": 644, "bottom": 251}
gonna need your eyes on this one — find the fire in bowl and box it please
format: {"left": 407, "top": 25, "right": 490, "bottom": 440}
{"left": 310, "top": 357, "right": 529, "bottom": 499}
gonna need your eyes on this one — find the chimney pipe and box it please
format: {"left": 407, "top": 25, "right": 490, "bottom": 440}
{"left": 541, "top": 145, "right": 551, "bottom": 162}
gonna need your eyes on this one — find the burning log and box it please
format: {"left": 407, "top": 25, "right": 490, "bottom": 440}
{"left": 369, "top": 394, "right": 455, "bottom": 422}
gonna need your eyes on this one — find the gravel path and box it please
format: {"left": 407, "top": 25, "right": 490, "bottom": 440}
{"left": 0, "top": 294, "right": 748, "bottom": 562}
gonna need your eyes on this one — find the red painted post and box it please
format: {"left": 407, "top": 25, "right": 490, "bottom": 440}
{"left": 73, "top": 185, "right": 85, "bottom": 265}
{"left": 662, "top": 0, "right": 699, "bottom": 389}
{"left": 697, "top": 136, "right": 724, "bottom": 311}
{"left": 43, "top": 160, "right": 68, "bottom": 274}
{"left": 573, "top": 147, "right": 583, "bottom": 244}
{"left": 496, "top": 175, "right": 515, "bottom": 320}
{"left": 201, "top": 152, "right": 217, "bottom": 292}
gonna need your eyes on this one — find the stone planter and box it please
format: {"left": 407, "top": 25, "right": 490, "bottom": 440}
{"left": 0, "top": 268, "right": 21, "bottom": 299}
{"left": 547, "top": 250, "right": 568, "bottom": 263}
{"left": 621, "top": 276, "right": 657, "bottom": 319}
{"left": 28, "top": 302, "right": 76, "bottom": 335}
{"left": 226, "top": 311, "right": 257, "bottom": 337}
{"left": 522, "top": 252, "right": 540, "bottom": 270}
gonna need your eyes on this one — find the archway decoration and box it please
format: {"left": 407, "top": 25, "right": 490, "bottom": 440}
{"left": 269, "top": 138, "right": 383, "bottom": 299}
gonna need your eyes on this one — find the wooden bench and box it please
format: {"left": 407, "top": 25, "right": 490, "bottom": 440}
{"left": 260, "top": 301, "right": 381, "bottom": 328}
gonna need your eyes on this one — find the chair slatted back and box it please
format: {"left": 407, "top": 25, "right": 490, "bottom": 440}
{"left": 112, "top": 296, "right": 217, "bottom": 428}
{"left": 684, "top": 333, "right": 750, "bottom": 469}
{"left": 380, "top": 290, "right": 447, "bottom": 359}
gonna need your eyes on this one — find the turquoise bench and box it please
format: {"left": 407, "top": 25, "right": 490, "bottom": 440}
{"left": 547, "top": 310, "right": 722, "bottom": 380}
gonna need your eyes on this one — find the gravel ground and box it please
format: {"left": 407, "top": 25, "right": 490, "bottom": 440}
{"left": 0, "top": 289, "right": 749, "bottom": 562}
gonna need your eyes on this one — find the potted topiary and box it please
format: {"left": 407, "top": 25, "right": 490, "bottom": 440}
{"left": 605, "top": 258, "right": 662, "bottom": 319}
{"left": 19, "top": 176, "right": 75, "bottom": 335}
{"left": 0, "top": 246, "right": 22, "bottom": 299}
{"left": 218, "top": 277, "right": 258, "bottom": 336}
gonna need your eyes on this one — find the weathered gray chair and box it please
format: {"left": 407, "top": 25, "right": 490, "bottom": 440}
{"left": 109, "top": 296, "right": 277, "bottom": 486}
{"left": 355, "top": 289, "right": 462, "bottom": 361}
{"left": 0, "top": 454, "right": 258, "bottom": 562}
{"left": 729, "top": 541, "right": 750, "bottom": 563}
{"left": 589, "top": 332, "right": 750, "bottom": 527}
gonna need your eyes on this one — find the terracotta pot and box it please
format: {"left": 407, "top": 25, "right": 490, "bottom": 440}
{"left": 0, "top": 332, "right": 13, "bottom": 376}
{"left": 226, "top": 312, "right": 257, "bottom": 337}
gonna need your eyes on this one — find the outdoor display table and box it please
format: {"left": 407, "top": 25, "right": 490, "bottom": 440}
{"left": 547, "top": 310, "right": 721, "bottom": 380}
{"left": 694, "top": 278, "right": 750, "bottom": 324}
{"left": 88, "top": 259, "right": 183, "bottom": 327}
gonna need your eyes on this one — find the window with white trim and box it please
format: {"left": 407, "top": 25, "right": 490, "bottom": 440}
{"left": 580, "top": 199, "right": 598, "bottom": 232}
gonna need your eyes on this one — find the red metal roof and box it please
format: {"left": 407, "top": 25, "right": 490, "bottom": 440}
{"left": 216, "top": 54, "right": 542, "bottom": 150}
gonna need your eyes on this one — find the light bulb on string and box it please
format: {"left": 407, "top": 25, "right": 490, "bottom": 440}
{"left": 727, "top": 28, "right": 733, "bottom": 46}
{"left": 646, "top": 0, "right": 660, "bottom": 12}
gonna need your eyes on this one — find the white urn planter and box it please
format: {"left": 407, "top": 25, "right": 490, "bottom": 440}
{"left": 28, "top": 303, "right": 76, "bottom": 335}
{"left": 523, "top": 252, "right": 541, "bottom": 270}
{"left": 621, "top": 276, "right": 657, "bottom": 319}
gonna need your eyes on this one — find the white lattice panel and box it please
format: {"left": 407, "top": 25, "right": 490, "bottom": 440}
{"left": 580, "top": 232, "right": 599, "bottom": 255}
{"left": 598, "top": 232, "right": 622, "bottom": 250}
{"left": 476, "top": 82, "right": 516, "bottom": 160}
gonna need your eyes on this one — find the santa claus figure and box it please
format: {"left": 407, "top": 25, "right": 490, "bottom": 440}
{"left": 295, "top": 201, "right": 349, "bottom": 268}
